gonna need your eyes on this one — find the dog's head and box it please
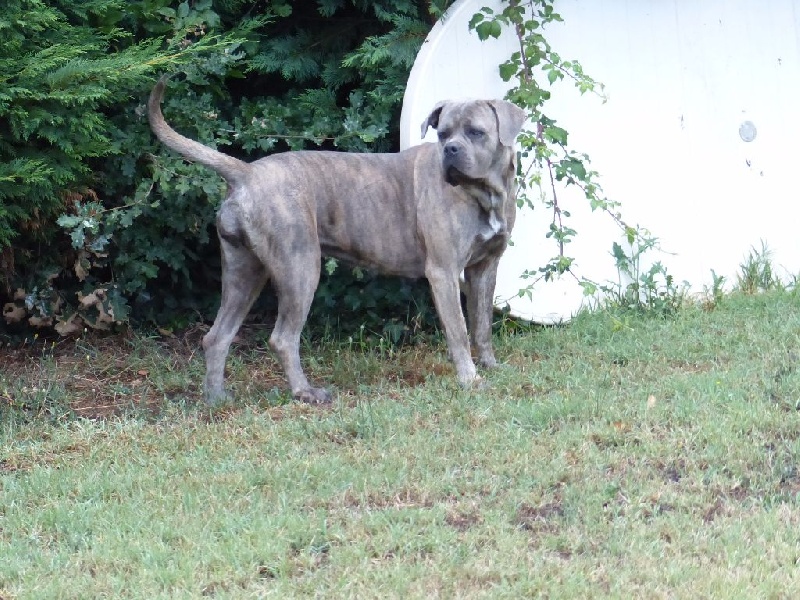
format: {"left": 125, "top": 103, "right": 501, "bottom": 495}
{"left": 421, "top": 99, "right": 526, "bottom": 183}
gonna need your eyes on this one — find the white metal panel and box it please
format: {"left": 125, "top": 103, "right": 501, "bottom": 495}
{"left": 402, "top": 0, "right": 800, "bottom": 322}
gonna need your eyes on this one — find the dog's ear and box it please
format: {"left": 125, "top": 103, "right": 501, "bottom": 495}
{"left": 488, "top": 100, "right": 527, "bottom": 147}
{"left": 421, "top": 102, "right": 447, "bottom": 137}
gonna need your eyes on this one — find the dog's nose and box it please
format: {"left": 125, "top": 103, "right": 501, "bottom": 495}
{"left": 444, "top": 143, "right": 460, "bottom": 157}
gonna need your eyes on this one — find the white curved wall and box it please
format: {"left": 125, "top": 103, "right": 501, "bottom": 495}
{"left": 402, "top": 0, "right": 800, "bottom": 322}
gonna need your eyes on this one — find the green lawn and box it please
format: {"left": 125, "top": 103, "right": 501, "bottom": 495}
{"left": 3, "top": 290, "right": 800, "bottom": 598}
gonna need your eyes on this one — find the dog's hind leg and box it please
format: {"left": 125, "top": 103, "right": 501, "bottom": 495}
{"left": 202, "top": 241, "right": 267, "bottom": 405}
{"left": 268, "top": 248, "right": 331, "bottom": 404}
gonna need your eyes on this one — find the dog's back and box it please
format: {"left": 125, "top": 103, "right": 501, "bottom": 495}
{"left": 232, "top": 146, "right": 442, "bottom": 278}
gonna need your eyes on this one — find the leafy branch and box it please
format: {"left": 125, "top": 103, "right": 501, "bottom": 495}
{"left": 471, "top": 1, "right": 677, "bottom": 312}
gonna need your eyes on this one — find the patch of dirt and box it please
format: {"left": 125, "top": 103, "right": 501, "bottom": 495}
{"left": 0, "top": 325, "right": 266, "bottom": 420}
{"left": 445, "top": 506, "right": 483, "bottom": 531}
{"left": 703, "top": 483, "right": 754, "bottom": 523}
{"left": 514, "top": 498, "right": 564, "bottom": 534}
{"left": 652, "top": 458, "right": 686, "bottom": 483}
{"left": 703, "top": 498, "right": 727, "bottom": 523}
{"left": 776, "top": 465, "right": 800, "bottom": 498}
{"left": 341, "top": 487, "right": 441, "bottom": 511}
{"left": 336, "top": 352, "right": 451, "bottom": 393}
{"left": 0, "top": 458, "right": 28, "bottom": 474}
{"left": 665, "top": 359, "right": 715, "bottom": 374}
{"left": 392, "top": 362, "right": 451, "bottom": 387}
{"left": 1, "top": 324, "right": 449, "bottom": 420}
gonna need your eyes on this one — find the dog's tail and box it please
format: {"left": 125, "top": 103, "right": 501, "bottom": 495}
{"left": 148, "top": 75, "right": 248, "bottom": 185}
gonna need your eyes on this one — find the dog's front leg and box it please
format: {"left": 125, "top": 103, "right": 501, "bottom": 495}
{"left": 464, "top": 257, "right": 501, "bottom": 368}
{"left": 425, "top": 264, "right": 479, "bottom": 386}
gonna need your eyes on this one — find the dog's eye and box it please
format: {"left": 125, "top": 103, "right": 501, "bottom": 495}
{"left": 437, "top": 130, "right": 450, "bottom": 140}
{"left": 467, "top": 128, "right": 486, "bottom": 138}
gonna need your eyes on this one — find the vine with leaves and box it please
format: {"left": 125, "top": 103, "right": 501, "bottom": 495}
{"left": 470, "top": 1, "right": 680, "bottom": 314}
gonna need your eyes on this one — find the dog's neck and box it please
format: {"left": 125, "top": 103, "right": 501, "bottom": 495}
{"left": 448, "top": 151, "right": 515, "bottom": 239}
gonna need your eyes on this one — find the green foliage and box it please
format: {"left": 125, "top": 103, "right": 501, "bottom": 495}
{"left": 471, "top": 1, "right": 670, "bottom": 311}
{"left": 599, "top": 227, "right": 686, "bottom": 317}
{"left": 703, "top": 269, "right": 727, "bottom": 310}
{"left": 736, "top": 240, "right": 781, "bottom": 294}
{"left": 0, "top": 0, "right": 250, "bottom": 332}
{"left": 240, "top": 0, "right": 452, "bottom": 153}
{"left": 310, "top": 264, "right": 438, "bottom": 345}
{"left": 2, "top": 0, "right": 455, "bottom": 336}
{"left": 0, "top": 0, "right": 236, "bottom": 246}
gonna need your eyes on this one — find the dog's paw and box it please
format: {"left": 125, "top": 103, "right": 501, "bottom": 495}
{"left": 457, "top": 373, "right": 486, "bottom": 390}
{"left": 477, "top": 355, "right": 498, "bottom": 369}
{"left": 204, "top": 389, "right": 233, "bottom": 407}
{"left": 294, "top": 387, "right": 333, "bottom": 405}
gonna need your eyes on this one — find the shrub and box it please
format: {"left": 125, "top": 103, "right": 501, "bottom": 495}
{"left": 2, "top": 1, "right": 453, "bottom": 340}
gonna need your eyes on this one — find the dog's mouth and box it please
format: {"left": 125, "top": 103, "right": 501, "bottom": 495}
{"left": 445, "top": 166, "right": 481, "bottom": 187}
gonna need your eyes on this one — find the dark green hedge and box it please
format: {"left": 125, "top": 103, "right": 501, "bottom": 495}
{"left": 1, "top": 0, "right": 452, "bottom": 340}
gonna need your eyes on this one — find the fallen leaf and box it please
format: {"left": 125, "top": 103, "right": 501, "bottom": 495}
{"left": 28, "top": 316, "right": 53, "bottom": 328}
{"left": 55, "top": 314, "right": 84, "bottom": 336}
{"left": 78, "top": 291, "right": 102, "bottom": 308}
{"left": 3, "top": 303, "right": 26, "bottom": 323}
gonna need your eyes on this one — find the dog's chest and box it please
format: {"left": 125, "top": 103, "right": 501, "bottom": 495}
{"left": 466, "top": 227, "right": 509, "bottom": 266}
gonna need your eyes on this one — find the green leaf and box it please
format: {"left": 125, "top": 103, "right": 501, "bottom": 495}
{"left": 275, "top": 4, "right": 292, "bottom": 17}
{"left": 56, "top": 215, "right": 83, "bottom": 229}
{"left": 611, "top": 242, "right": 627, "bottom": 263}
{"left": 468, "top": 13, "right": 485, "bottom": 28}
{"left": 475, "top": 21, "right": 497, "bottom": 41}
{"left": 106, "top": 287, "right": 130, "bottom": 323}
{"left": 499, "top": 62, "right": 517, "bottom": 82}
{"left": 580, "top": 280, "right": 598, "bottom": 296}
{"left": 555, "top": 256, "right": 573, "bottom": 272}
{"left": 325, "top": 257, "right": 338, "bottom": 276}
{"left": 543, "top": 125, "right": 568, "bottom": 146}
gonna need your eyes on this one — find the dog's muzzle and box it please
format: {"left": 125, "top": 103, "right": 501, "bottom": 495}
{"left": 442, "top": 141, "right": 463, "bottom": 165}
{"left": 443, "top": 143, "right": 470, "bottom": 185}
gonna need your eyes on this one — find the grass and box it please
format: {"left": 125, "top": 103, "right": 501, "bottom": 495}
{"left": 3, "top": 289, "right": 800, "bottom": 598}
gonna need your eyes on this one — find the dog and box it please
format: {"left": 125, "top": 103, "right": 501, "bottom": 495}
{"left": 148, "top": 76, "right": 526, "bottom": 405}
